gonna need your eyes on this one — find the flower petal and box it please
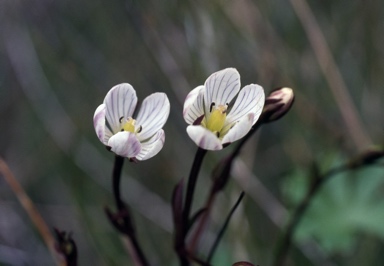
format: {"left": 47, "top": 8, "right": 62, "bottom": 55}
{"left": 136, "top": 93, "right": 170, "bottom": 141}
{"left": 107, "top": 131, "right": 141, "bottom": 158}
{"left": 186, "top": 125, "right": 223, "bottom": 150}
{"left": 223, "top": 84, "right": 264, "bottom": 133}
{"left": 135, "top": 129, "right": 165, "bottom": 161}
{"left": 183, "top": 85, "right": 205, "bottom": 125}
{"left": 204, "top": 68, "right": 240, "bottom": 115}
{"left": 104, "top": 83, "right": 138, "bottom": 134}
{"left": 222, "top": 113, "right": 254, "bottom": 146}
{"left": 94, "top": 104, "right": 113, "bottom": 144}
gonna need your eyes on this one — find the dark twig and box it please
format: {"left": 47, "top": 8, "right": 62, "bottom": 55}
{"left": 207, "top": 192, "right": 245, "bottom": 264}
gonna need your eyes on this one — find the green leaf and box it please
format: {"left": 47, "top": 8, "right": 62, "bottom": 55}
{"left": 282, "top": 160, "right": 384, "bottom": 254}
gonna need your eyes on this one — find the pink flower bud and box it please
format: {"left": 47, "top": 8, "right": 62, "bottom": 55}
{"left": 261, "top": 87, "right": 294, "bottom": 122}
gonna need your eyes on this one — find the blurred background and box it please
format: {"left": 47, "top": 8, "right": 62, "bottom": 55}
{"left": 1, "top": 0, "right": 384, "bottom": 265}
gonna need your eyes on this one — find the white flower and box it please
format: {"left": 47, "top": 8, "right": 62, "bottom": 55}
{"left": 94, "top": 83, "right": 170, "bottom": 160}
{"left": 183, "top": 68, "right": 265, "bottom": 150}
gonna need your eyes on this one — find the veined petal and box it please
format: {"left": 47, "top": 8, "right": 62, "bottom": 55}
{"left": 136, "top": 93, "right": 170, "bottom": 141}
{"left": 93, "top": 104, "right": 113, "bottom": 144}
{"left": 222, "top": 113, "right": 254, "bottom": 146}
{"left": 135, "top": 129, "right": 165, "bottom": 161}
{"left": 223, "top": 84, "right": 264, "bottom": 132}
{"left": 107, "top": 131, "right": 141, "bottom": 158}
{"left": 104, "top": 83, "right": 138, "bottom": 134}
{"left": 204, "top": 68, "right": 240, "bottom": 115}
{"left": 186, "top": 125, "right": 223, "bottom": 150}
{"left": 183, "top": 85, "right": 205, "bottom": 125}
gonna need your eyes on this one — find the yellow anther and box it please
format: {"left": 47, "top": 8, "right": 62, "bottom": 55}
{"left": 122, "top": 117, "right": 136, "bottom": 133}
{"left": 206, "top": 104, "right": 227, "bottom": 134}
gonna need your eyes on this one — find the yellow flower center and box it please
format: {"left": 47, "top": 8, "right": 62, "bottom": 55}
{"left": 122, "top": 117, "right": 137, "bottom": 133}
{"left": 206, "top": 104, "right": 227, "bottom": 134}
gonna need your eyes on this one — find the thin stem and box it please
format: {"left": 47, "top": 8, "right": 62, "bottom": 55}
{"left": 189, "top": 123, "right": 262, "bottom": 254}
{"left": 110, "top": 155, "right": 149, "bottom": 266}
{"left": 113, "top": 155, "right": 125, "bottom": 210}
{"left": 176, "top": 148, "right": 207, "bottom": 266}
{"left": 206, "top": 192, "right": 245, "bottom": 264}
{"left": 273, "top": 148, "right": 384, "bottom": 265}
{"left": 227, "top": 122, "right": 263, "bottom": 173}
{"left": 215, "top": 123, "right": 263, "bottom": 194}
{"left": 0, "top": 158, "right": 66, "bottom": 266}
{"left": 273, "top": 181, "right": 321, "bottom": 266}
{"left": 273, "top": 165, "right": 350, "bottom": 266}
{"left": 177, "top": 252, "right": 190, "bottom": 266}
{"left": 182, "top": 148, "right": 208, "bottom": 229}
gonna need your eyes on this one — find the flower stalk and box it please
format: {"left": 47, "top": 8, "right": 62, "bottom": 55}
{"left": 206, "top": 192, "right": 245, "bottom": 264}
{"left": 105, "top": 155, "right": 149, "bottom": 266}
{"left": 174, "top": 147, "right": 207, "bottom": 266}
{"left": 182, "top": 148, "right": 208, "bottom": 231}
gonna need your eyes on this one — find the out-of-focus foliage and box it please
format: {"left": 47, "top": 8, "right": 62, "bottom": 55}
{"left": 1, "top": 0, "right": 384, "bottom": 265}
{"left": 283, "top": 156, "right": 384, "bottom": 254}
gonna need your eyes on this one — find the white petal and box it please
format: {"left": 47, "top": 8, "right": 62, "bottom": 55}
{"left": 136, "top": 93, "right": 170, "bottom": 141}
{"left": 107, "top": 132, "right": 141, "bottom": 158}
{"left": 135, "top": 130, "right": 165, "bottom": 161}
{"left": 186, "top": 125, "right": 223, "bottom": 150}
{"left": 222, "top": 113, "right": 254, "bottom": 145}
{"left": 93, "top": 104, "right": 113, "bottom": 144}
{"left": 223, "top": 84, "right": 265, "bottom": 133}
{"left": 183, "top": 85, "right": 205, "bottom": 125}
{"left": 103, "top": 83, "right": 138, "bottom": 134}
{"left": 204, "top": 68, "right": 240, "bottom": 115}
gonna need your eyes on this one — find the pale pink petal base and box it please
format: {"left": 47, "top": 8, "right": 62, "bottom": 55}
{"left": 135, "top": 129, "right": 165, "bottom": 161}
{"left": 187, "top": 125, "right": 223, "bottom": 150}
{"left": 107, "top": 131, "right": 141, "bottom": 158}
{"left": 94, "top": 104, "right": 107, "bottom": 144}
{"left": 222, "top": 113, "right": 254, "bottom": 146}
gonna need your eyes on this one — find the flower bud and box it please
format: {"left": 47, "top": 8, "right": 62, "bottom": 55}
{"left": 260, "top": 87, "right": 294, "bottom": 122}
{"left": 54, "top": 228, "right": 77, "bottom": 264}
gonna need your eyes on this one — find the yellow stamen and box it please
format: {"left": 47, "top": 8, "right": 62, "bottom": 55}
{"left": 206, "top": 104, "right": 227, "bottom": 134}
{"left": 122, "top": 117, "right": 136, "bottom": 133}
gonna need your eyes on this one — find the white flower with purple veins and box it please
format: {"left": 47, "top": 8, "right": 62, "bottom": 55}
{"left": 94, "top": 83, "right": 170, "bottom": 160}
{"left": 183, "top": 68, "right": 265, "bottom": 150}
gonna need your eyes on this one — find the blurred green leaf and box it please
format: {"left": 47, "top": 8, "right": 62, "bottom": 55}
{"left": 283, "top": 158, "right": 384, "bottom": 254}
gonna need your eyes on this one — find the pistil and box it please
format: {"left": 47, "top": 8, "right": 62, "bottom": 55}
{"left": 206, "top": 104, "right": 227, "bottom": 134}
